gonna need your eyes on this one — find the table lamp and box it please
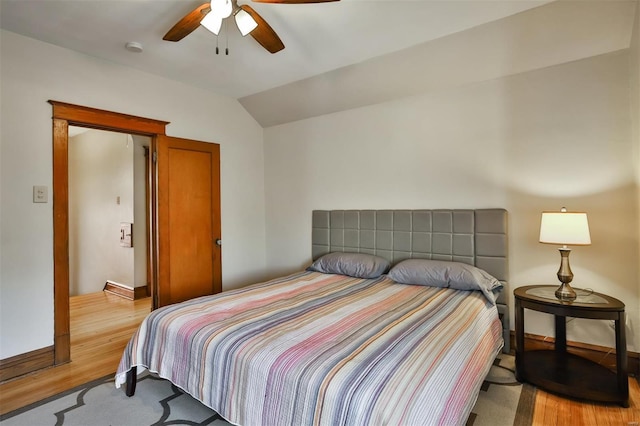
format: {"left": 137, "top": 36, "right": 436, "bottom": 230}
{"left": 539, "top": 207, "right": 591, "bottom": 301}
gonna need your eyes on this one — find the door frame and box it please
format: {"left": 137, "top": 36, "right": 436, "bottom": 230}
{"left": 50, "top": 101, "right": 169, "bottom": 365}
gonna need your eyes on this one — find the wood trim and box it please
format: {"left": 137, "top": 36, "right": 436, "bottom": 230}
{"left": 0, "top": 346, "right": 54, "bottom": 382}
{"left": 211, "top": 143, "right": 222, "bottom": 295}
{"left": 103, "top": 282, "right": 134, "bottom": 300}
{"left": 144, "top": 146, "right": 154, "bottom": 306}
{"left": 52, "top": 118, "right": 70, "bottom": 365}
{"left": 103, "top": 282, "right": 150, "bottom": 300}
{"left": 150, "top": 137, "right": 160, "bottom": 310}
{"left": 49, "top": 101, "right": 168, "bottom": 136}
{"left": 510, "top": 331, "right": 639, "bottom": 377}
{"left": 135, "top": 286, "right": 150, "bottom": 299}
{"left": 51, "top": 102, "right": 168, "bottom": 367}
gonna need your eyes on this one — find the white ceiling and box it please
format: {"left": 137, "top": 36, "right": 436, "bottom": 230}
{"left": 1, "top": 0, "right": 637, "bottom": 126}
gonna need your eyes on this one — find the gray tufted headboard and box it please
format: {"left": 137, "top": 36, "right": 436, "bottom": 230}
{"left": 311, "top": 209, "right": 510, "bottom": 352}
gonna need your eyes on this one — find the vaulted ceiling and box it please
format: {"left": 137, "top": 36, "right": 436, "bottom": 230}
{"left": 1, "top": 0, "right": 636, "bottom": 127}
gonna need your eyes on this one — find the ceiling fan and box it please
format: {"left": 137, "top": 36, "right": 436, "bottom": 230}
{"left": 163, "top": 0, "right": 340, "bottom": 54}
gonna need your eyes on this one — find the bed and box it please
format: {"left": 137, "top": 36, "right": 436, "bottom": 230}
{"left": 116, "top": 209, "right": 509, "bottom": 426}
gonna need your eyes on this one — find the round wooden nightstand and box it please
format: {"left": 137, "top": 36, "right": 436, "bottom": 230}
{"left": 514, "top": 285, "right": 628, "bottom": 407}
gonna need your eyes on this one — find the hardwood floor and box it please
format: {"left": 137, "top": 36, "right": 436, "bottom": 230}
{"left": 0, "top": 291, "right": 150, "bottom": 415}
{"left": 1, "top": 292, "right": 639, "bottom": 425}
{"left": 532, "top": 380, "right": 640, "bottom": 425}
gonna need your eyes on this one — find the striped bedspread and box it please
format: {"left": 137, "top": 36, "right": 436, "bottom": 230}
{"left": 116, "top": 271, "right": 503, "bottom": 426}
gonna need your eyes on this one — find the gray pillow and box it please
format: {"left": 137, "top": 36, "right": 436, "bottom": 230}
{"left": 388, "top": 259, "right": 502, "bottom": 304}
{"left": 307, "top": 252, "right": 390, "bottom": 279}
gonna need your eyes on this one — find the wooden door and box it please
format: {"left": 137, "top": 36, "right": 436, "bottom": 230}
{"left": 155, "top": 135, "right": 221, "bottom": 308}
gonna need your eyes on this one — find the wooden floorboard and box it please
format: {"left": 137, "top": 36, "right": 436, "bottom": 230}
{"left": 531, "top": 377, "right": 640, "bottom": 425}
{"left": 1, "top": 292, "right": 639, "bottom": 424}
{"left": 0, "top": 292, "right": 150, "bottom": 415}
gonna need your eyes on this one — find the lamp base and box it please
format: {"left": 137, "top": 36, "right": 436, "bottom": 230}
{"left": 555, "top": 282, "right": 577, "bottom": 301}
{"left": 554, "top": 247, "right": 576, "bottom": 301}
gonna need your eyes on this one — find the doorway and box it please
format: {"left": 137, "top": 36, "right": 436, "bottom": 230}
{"left": 50, "top": 101, "right": 168, "bottom": 364}
{"left": 68, "top": 127, "right": 150, "bottom": 299}
{"left": 50, "top": 101, "right": 222, "bottom": 366}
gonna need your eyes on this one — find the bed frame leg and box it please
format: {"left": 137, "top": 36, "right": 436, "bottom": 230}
{"left": 126, "top": 367, "right": 137, "bottom": 397}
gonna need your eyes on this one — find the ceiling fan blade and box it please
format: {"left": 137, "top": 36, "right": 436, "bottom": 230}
{"left": 163, "top": 3, "right": 211, "bottom": 42}
{"left": 252, "top": 0, "right": 339, "bottom": 3}
{"left": 240, "top": 5, "right": 285, "bottom": 54}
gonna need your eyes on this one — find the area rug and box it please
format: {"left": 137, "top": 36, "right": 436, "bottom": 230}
{"left": 1, "top": 354, "right": 534, "bottom": 426}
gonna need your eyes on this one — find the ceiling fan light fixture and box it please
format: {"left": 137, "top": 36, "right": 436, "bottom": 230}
{"left": 234, "top": 9, "right": 258, "bottom": 36}
{"left": 201, "top": 12, "right": 223, "bottom": 35}
{"left": 210, "top": 0, "right": 233, "bottom": 19}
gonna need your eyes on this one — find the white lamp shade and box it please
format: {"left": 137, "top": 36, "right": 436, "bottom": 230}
{"left": 235, "top": 9, "right": 258, "bottom": 36}
{"left": 210, "top": 0, "right": 232, "bottom": 19}
{"left": 201, "top": 12, "right": 223, "bottom": 35}
{"left": 539, "top": 210, "right": 591, "bottom": 246}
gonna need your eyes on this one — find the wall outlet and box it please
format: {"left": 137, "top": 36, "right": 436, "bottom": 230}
{"left": 33, "top": 185, "right": 48, "bottom": 203}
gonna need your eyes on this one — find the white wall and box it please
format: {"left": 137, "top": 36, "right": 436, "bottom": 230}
{"left": 264, "top": 51, "right": 639, "bottom": 352}
{"left": 69, "top": 129, "right": 135, "bottom": 295}
{"left": 632, "top": 0, "right": 640, "bottom": 347}
{"left": 133, "top": 136, "right": 149, "bottom": 290}
{"left": 0, "top": 30, "right": 266, "bottom": 359}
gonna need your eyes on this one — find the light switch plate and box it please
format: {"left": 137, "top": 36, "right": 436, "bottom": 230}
{"left": 33, "top": 185, "right": 48, "bottom": 203}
